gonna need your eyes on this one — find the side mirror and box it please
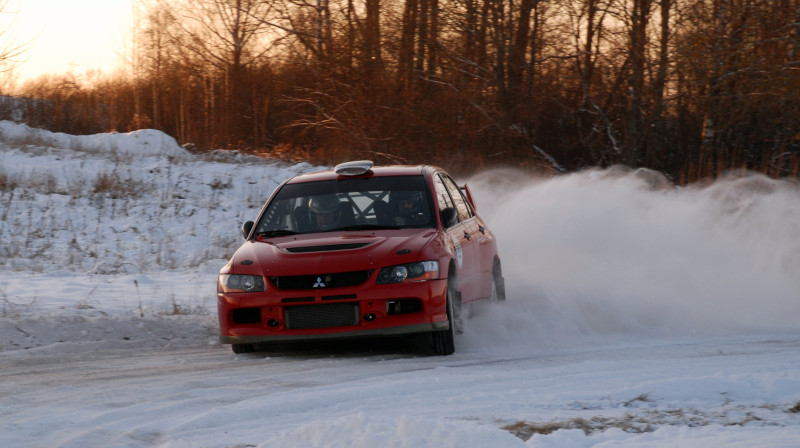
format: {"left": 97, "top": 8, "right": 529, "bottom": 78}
{"left": 440, "top": 208, "right": 458, "bottom": 228}
{"left": 241, "top": 221, "right": 254, "bottom": 239}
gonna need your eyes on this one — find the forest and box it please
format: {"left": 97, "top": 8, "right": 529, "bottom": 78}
{"left": 2, "top": 0, "right": 800, "bottom": 182}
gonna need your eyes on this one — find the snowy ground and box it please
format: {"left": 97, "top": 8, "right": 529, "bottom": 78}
{"left": 1, "top": 121, "right": 800, "bottom": 447}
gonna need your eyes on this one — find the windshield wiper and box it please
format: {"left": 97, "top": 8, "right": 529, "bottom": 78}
{"left": 256, "top": 229, "right": 298, "bottom": 237}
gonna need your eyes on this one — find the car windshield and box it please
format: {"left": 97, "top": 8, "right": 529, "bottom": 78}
{"left": 253, "top": 175, "right": 436, "bottom": 236}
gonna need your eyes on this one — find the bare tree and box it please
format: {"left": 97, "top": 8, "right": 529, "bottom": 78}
{"left": 12, "top": 0, "right": 800, "bottom": 180}
{"left": 0, "top": 0, "right": 28, "bottom": 82}
{"left": 161, "top": 0, "right": 275, "bottom": 143}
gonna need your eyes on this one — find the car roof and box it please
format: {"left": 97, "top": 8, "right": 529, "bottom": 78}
{"left": 285, "top": 164, "right": 435, "bottom": 184}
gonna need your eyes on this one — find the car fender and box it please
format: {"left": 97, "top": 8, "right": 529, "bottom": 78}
{"left": 418, "top": 230, "right": 462, "bottom": 282}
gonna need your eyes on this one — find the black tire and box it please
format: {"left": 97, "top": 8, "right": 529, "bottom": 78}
{"left": 231, "top": 343, "right": 255, "bottom": 354}
{"left": 491, "top": 259, "right": 506, "bottom": 302}
{"left": 430, "top": 278, "right": 457, "bottom": 356}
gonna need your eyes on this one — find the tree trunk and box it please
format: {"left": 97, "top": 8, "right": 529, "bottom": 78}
{"left": 398, "top": 0, "right": 419, "bottom": 89}
{"left": 364, "top": 0, "right": 382, "bottom": 75}
{"left": 624, "top": 0, "right": 652, "bottom": 165}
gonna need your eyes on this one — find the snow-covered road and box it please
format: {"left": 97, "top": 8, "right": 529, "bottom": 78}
{"left": 3, "top": 328, "right": 800, "bottom": 447}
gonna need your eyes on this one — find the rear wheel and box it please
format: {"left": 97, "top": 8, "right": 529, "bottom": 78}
{"left": 488, "top": 277, "right": 499, "bottom": 302}
{"left": 490, "top": 259, "right": 506, "bottom": 302}
{"left": 231, "top": 343, "right": 255, "bottom": 354}
{"left": 430, "top": 278, "right": 458, "bottom": 356}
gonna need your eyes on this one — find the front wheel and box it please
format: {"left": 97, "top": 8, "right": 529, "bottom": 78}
{"left": 430, "top": 278, "right": 458, "bottom": 356}
{"left": 231, "top": 343, "right": 255, "bottom": 354}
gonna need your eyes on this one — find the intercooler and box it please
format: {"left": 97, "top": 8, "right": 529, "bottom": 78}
{"left": 284, "top": 303, "right": 359, "bottom": 329}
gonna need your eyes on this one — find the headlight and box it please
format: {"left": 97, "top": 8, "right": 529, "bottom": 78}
{"left": 218, "top": 274, "right": 266, "bottom": 292}
{"left": 377, "top": 261, "right": 439, "bottom": 284}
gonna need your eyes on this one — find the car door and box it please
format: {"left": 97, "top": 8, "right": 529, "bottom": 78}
{"left": 433, "top": 172, "right": 480, "bottom": 302}
{"left": 461, "top": 183, "right": 497, "bottom": 296}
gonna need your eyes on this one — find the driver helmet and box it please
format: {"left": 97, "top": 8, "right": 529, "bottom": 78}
{"left": 393, "top": 190, "right": 423, "bottom": 213}
{"left": 308, "top": 194, "right": 341, "bottom": 230}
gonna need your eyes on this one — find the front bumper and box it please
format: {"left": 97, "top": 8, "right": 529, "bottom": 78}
{"left": 217, "top": 278, "right": 449, "bottom": 343}
{"left": 220, "top": 322, "right": 448, "bottom": 344}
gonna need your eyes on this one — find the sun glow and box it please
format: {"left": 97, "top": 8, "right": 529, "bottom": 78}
{"left": 9, "top": 0, "right": 131, "bottom": 83}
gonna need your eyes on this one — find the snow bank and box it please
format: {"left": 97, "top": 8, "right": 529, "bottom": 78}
{"left": 2, "top": 122, "right": 799, "bottom": 351}
{"left": 0, "top": 120, "right": 191, "bottom": 159}
{"left": 0, "top": 121, "right": 315, "bottom": 275}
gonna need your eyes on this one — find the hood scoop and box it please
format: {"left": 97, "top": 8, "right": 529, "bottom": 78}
{"left": 285, "top": 242, "right": 371, "bottom": 253}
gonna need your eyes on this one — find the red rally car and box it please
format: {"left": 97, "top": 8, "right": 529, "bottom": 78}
{"left": 217, "top": 160, "right": 505, "bottom": 355}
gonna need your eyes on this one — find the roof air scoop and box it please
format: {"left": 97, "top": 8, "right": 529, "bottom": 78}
{"left": 335, "top": 160, "right": 373, "bottom": 176}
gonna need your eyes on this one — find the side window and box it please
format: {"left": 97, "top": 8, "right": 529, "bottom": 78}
{"left": 433, "top": 174, "right": 455, "bottom": 213}
{"left": 441, "top": 174, "right": 473, "bottom": 222}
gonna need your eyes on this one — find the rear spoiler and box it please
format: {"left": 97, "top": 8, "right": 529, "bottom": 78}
{"left": 460, "top": 183, "right": 477, "bottom": 211}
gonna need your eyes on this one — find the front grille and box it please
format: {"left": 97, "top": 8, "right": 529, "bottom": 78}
{"left": 270, "top": 270, "right": 372, "bottom": 290}
{"left": 284, "top": 303, "right": 359, "bottom": 329}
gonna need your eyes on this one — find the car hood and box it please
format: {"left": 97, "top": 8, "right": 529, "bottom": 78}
{"left": 229, "top": 229, "right": 437, "bottom": 276}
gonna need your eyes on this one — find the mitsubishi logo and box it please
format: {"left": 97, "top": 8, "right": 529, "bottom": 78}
{"left": 312, "top": 277, "right": 326, "bottom": 288}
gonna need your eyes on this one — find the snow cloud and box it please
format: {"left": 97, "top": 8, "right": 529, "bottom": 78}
{"left": 465, "top": 167, "right": 800, "bottom": 349}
